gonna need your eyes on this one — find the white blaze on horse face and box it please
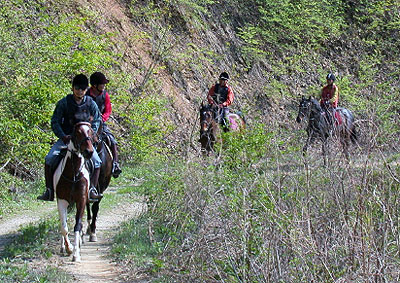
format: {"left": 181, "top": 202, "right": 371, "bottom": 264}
{"left": 80, "top": 124, "right": 93, "bottom": 151}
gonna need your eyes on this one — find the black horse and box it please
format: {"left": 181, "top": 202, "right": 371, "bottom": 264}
{"left": 296, "top": 96, "right": 357, "bottom": 164}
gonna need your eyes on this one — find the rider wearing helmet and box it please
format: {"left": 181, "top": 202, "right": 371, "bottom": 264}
{"left": 87, "top": 72, "right": 122, "bottom": 178}
{"left": 207, "top": 72, "right": 234, "bottom": 129}
{"left": 37, "top": 74, "right": 103, "bottom": 201}
{"left": 320, "top": 73, "right": 339, "bottom": 109}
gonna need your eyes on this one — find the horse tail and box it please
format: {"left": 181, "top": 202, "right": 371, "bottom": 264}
{"left": 341, "top": 108, "right": 358, "bottom": 144}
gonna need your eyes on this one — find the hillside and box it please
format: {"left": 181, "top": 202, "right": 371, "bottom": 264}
{"left": 1, "top": 0, "right": 400, "bottom": 282}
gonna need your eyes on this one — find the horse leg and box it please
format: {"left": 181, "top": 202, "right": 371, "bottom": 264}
{"left": 57, "top": 199, "right": 73, "bottom": 255}
{"left": 86, "top": 202, "right": 92, "bottom": 235}
{"left": 303, "top": 133, "right": 313, "bottom": 155}
{"left": 322, "top": 141, "right": 327, "bottom": 167}
{"left": 89, "top": 201, "right": 100, "bottom": 242}
{"left": 72, "top": 199, "right": 85, "bottom": 262}
{"left": 342, "top": 134, "right": 350, "bottom": 161}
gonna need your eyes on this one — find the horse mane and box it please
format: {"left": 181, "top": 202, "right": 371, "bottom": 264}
{"left": 309, "top": 98, "right": 322, "bottom": 112}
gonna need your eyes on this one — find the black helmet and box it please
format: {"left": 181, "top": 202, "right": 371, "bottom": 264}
{"left": 326, "top": 73, "right": 335, "bottom": 81}
{"left": 219, "top": 72, "right": 229, "bottom": 80}
{"left": 72, "top": 74, "right": 88, "bottom": 89}
{"left": 90, "top": 72, "right": 109, "bottom": 85}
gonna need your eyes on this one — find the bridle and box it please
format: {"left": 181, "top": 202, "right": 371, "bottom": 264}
{"left": 72, "top": 122, "right": 94, "bottom": 152}
{"left": 200, "top": 108, "right": 214, "bottom": 134}
{"left": 61, "top": 122, "right": 94, "bottom": 183}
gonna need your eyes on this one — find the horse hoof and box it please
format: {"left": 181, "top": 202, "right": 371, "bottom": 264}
{"left": 66, "top": 246, "right": 73, "bottom": 255}
{"left": 72, "top": 255, "right": 81, "bottom": 262}
{"left": 89, "top": 234, "right": 97, "bottom": 242}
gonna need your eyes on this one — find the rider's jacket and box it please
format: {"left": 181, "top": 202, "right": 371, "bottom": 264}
{"left": 207, "top": 83, "right": 234, "bottom": 107}
{"left": 86, "top": 87, "right": 112, "bottom": 122}
{"left": 320, "top": 83, "right": 339, "bottom": 108}
{"left": 51, "top": 95, "right": 101, "bottom": 139}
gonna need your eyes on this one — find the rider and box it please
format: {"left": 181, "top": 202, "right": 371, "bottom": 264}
{"left": 207, "top": 72, "right": 234, "bottom": 130}
{"left": 86, "top": 72, "right": 122, "bottom": 178}
{"left": 37, "top": 74, "right": 103, "bottom": 201}
{"left": 320, "top": 73, "right": 339, "bottom": 124}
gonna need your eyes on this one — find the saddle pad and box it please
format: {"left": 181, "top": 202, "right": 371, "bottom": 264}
{"left": 228, "top": 114, "right": 239, "bottom": 130}
{"left": 334, "top": 111, "right": 343, "bottom": 125}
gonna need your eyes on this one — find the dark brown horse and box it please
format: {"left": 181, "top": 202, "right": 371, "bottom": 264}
{"left": 86, "top": 122, "right": 113, "bottom": 242}
{"left": 199, "top": 104, "right": 220, "bottom": 154}
{"left": 199, "top": 103, "right": 245, "bottom": 154}
{"left": 296, "top": 96, "right": 357, "bottom": 164}
{"left": 54, "top": 122, "right": 94, "bottom": 262}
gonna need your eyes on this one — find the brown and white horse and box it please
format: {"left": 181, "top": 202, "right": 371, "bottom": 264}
{"left": 54, "top": 122, "right": 94, "bottom": 262}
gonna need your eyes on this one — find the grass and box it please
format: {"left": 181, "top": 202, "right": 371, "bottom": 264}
{"left": 0, "top": 214, "right": 71, "bottom": 282}
{"left": 0, "top": 260, "right": 70, "bottom": 283}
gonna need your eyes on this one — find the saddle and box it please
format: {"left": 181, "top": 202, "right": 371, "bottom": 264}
{"left": 322, "top": 108, "right": 343, "bottom": 126}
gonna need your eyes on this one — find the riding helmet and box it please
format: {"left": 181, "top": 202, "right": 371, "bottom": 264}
{"left": 219, "top": 72, "right": 229, "bottom": 80}
{"left": 90, "top": 72, "right": 109, "bottom": 85}
{"left": 72, "top": 74, "right": 89, "bottom": 89}
{"left": 326, "top": 73, "right": 335, "bottom": 81}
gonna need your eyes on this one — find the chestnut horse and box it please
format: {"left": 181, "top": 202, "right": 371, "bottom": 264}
{"left": 199, "top": 103, "right": 245, "bottom": 154}
{"left": 54, "top": 122, "right": 94, "bottom": 262}
{"left": 86, "top": 122, "right": 113, "bottom": 242}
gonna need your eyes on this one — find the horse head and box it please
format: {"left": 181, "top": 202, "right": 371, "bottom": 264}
{"left": 72, "top": 122, "right": 94, "bottom": 159}
{"left": 296, "top": 96, "right": 313, "bottom": 123}
{"left": 200, "top": 104, "right": 214, "bottom": 134}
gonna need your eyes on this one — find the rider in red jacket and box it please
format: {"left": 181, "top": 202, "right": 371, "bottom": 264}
{"left": 320, "top": 73, "right": 340, "bottom": 125}
{"left": 87, "top": 72, "right": 122, "bottom": 178}
{"left": 207, "top": 72, "right": 234, "bottom": 128}
{"left": 320, "top": 73, "right": 339, "bottom": 109}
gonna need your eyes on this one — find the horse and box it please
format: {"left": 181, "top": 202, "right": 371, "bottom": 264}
{"left": 86, "top": 122, "right": 113, "bottom": 242}
{"left": 296, "top": 96, "right": 357, "bottom": 164}
{"left": 199, "top": 103, "right": 245, "bottom": 154}
{"left": 54, "top": 122, "right": 95, "bottom": 262}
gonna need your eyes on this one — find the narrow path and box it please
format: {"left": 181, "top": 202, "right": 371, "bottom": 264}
{"left": 0, "top": 191, "right": 147, "bottom": 282}
{"left": 59, "top": 200, "right": 145, "bottom": 282}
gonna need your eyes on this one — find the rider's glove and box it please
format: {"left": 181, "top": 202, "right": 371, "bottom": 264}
{"left": 62, "top": 135, "right": 72, "bottom": 144}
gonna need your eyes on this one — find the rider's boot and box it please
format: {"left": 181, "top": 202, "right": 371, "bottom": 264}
{"left": 111, "top": 143, "right": 122, "bottom": 178}
{"left": 89, "top": 167, "right": 103, "bottom": 202}
{"left": 37, "top": 164, "right": 54, "bottom": 201}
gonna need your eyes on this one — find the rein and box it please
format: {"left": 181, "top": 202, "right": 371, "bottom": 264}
{"left": 61, "top": 127, "right": 93, "bottom": 184}
{"left": 74, "top": 136, "right": 93, "bottom": 151}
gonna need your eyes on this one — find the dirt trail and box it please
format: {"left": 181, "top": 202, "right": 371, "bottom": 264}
{"left": 0, "top": 194, "right": 146, "bottom": 282}
{"left": 59, "top": 200, "right": 145, "bottom": 282}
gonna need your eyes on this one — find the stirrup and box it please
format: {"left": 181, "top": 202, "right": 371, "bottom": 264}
{"left": 88, "top": 187, "right": 103, "bottom": 202}
{"left": 37, "top": 188, "right": 54, "bottom": 201}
